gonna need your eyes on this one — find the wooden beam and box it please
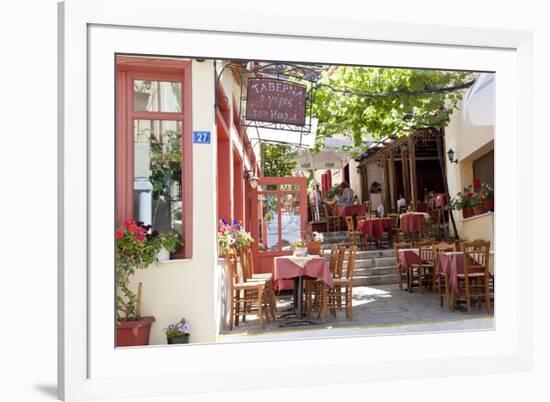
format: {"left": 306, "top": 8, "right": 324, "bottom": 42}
{"left": 401, "top": 145, "right": 411, "bottom": 204}
{"left": 383, "top": 155, "right": 390, "bottom": 212}
{"left": 408, "top": 136, "right": 418, "bottom": 210}
{"left": 388, "top": 151, "right": 397, "bottom": 210}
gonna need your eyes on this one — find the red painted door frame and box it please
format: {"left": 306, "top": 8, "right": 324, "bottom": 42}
{"left": 115, "top": 56, "right": 193, "bottom": 258}
{"left": 250, "top": 176, "right": 308, "bottom": 283}
{"left": 216, "top": 109, "right": 232, "bottom": 223}
{"left": 233, "top": 148, "right": 244, "bottom": 223}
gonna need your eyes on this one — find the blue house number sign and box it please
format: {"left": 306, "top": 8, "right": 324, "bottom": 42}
{"left": 193, "top": 131, "right": 211, "bottom": 144}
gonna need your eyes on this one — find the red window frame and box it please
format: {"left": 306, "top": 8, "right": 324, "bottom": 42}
{"left": 116, "top": 56, "right": 193, "bottom": 259}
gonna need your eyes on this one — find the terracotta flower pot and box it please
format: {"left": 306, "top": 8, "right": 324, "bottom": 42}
{"left": 473, "top": 205, "right": 485, "bottom": 216}
{"left": 116, "top": 316, "right": 155, "bottom": 347}
{"left": 462, "top": 207, "right": 473, "bottom": 219}
{"left": 307, "top": 241, "right": 321, "bottom": 256}
{"left": 167, "top": 334, "right": 190, "bottom": 344}
{"left": 485, "top": 199, "right": 494, "bottom": 212}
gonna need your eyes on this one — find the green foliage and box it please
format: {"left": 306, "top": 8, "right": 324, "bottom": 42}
{"left": 261, "top": 143, "right": 297, "bottom": 177}
{"left": 116, "top": 220, "right": 161, "bottom": 321}
{"left": 312, "top": 67, "right": 473, "bottom": 147}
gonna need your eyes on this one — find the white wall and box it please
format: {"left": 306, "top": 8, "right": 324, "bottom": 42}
{"left": 348, "top": 159, "right": 362, "bottom": 201}
{"left": 130, "top": 60, "right": 218, "bottom": 345}
{"left": 445, "top": 74, "right": 495, "bottom": 246}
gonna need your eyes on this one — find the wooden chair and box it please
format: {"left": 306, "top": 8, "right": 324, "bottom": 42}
{"left": 305, "top": 245, "right": 338, "bottom": 318}
{"left": 432, "top": 242, "right": 456, "bottom": 308}
{"left": 325, "top": 245, "right": 357, "bottom": 320}
{"left": 394, "top": 241, "right": 413, "bottom": 291}
{"left": 324, "top": 202, "right": 341, "bottom": 232}
{"left": 345, "top": 216, "right": 363, "bottom": 247}
{"left": 364, "top": 201, "right": 371, "bottom": 216}
{"left": 388, "top": 213, "right": 400, "bottom": 244}
{"left": 239, "top": 247, "right": 277, "bottom": 319}
{"left": 455, "top": 240, "right": 492, "bottom": 314}
{"left": 408, "top": 241, "right": 435, "bottom": 292}
{"left": 226, "top": 249, "right": 271, "bottom": 329}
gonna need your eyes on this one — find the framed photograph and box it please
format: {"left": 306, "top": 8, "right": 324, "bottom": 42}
{"left": 58, "top": 0, "right": 533, "bottom": 400}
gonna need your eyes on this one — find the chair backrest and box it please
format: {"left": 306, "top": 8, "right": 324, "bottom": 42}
{"left": 335, "top": 245, "right": 346, "bottom": 278}
{"left": 345, "top": 216, "right": 355, "bottom": 232}
{"left": 460, "top": 240, "right": 491, "bottom": 276}
{"left": 328, "top": 245, "right": 338, "bottom": 275}
{"left": 432, "top": 242, "right": 455, "bottom": 275}
{"left": 418, "top": 242, "right": 435, "bottom": 263}
{"left": 345, "top": 245, "right": 358, "bottom": 280}
{"left": 364, "top": 201, "right": 371, "bottom": 215}
{"left": 388, "top": 213, "right": 399, "bottom": 228}
{"left": 226, "top": 248, "right": 244, "bottom": 286}
{"left": 239, "top": 247, "right": 256, "bottom": 280}
{"left": 394, "top": 241, "right": 413, "bottom": 264}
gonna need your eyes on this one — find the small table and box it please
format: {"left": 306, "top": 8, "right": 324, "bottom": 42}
{"left": 397, "top": 248, "right": 422, "bottom": 291}
{"left": 273, "top": 256, "right": 333, "bottom": 323}
{"left": 357, "top": 218, "right": 392, "bottom": 242}
{"left": 399, "top": 212, "right": 430, "bottom": 241}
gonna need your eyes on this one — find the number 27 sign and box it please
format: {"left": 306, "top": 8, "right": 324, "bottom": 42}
{"left": 193, "top": 131, "right": 211, "bottom": 144}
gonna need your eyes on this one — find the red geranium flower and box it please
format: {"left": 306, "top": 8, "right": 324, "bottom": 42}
{"left": 467, "top": 192, "right": 473, "bottom": 199}
{"left": 127, "top": 223, "right": 139, "bottom": 233}
{"left": 473, "top": 179, "right": 481, "bottom": 191}
{"left": 116, "top": 227, "right": 124, "bottom": 240}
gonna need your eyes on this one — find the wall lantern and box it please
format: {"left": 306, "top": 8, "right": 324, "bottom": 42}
{"left": 376, "top": 159, "right": 383, "bottom": 168}
{"left": 244, "top": 169, "right": 260, "bottom": 189}
{"left": 447, "top": 148, "right": 459, "bottom": 164}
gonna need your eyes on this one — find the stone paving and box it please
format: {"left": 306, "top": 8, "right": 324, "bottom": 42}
{"left": 217, "top": 284, "right": 494, "bottom": 341}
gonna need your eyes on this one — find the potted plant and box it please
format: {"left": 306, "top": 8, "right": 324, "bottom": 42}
{"left": 306, "top": 231, "right": 324, "bottom": 255}
{"left": 218, "top": 219, "right": 254, "bottom": 257}
{"left": 164, "top": 318, "right": 190, "bottom": 344}
{"left": 480, "top": 183, "right": 494, "bottom": 212}
{"left": 156, "top": 230, "right": 182, "bottom": 262}
{"left": 115, "top": 219, "right": 161, "bottom": 347}
{"left": 291, "top": 239, "right": 307, "bottom": 257}
{"left": 471, "top": 192, "right": 485, "bottom": 216}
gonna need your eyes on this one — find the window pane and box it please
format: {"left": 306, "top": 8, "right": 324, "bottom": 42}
{"left": 133, "top": 80, "right": 182, "bottom": 112}
{"left": 257, "top": 193, "right": 279, "bottom": 251}
{"left": 280, "top": 193, "right": 301, "bottom": 251}
{"left": 133, "top": 119, "right": 183, "bottom": 243}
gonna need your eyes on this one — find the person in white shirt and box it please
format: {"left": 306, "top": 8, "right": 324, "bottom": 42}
{"left": 376, "top": 203, "right": 385, "bottom": 217}
{"left": 309, "top": 184, "right": 322, "bottom": 220}
{"left": 397, "top": 195, "right": 407, "bottom": 213}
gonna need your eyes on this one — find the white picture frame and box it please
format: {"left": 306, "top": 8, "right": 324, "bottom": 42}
{"left": 58, "top": 0, "right": 533, "bottom": 400}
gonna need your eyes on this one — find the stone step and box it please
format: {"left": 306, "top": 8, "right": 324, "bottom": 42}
{"left": 353, "top": 273, "right": 398, "bottom": 286}
{"left": 353, "top": 265, "right": 396, "bottom": 276}
{"left": 322, "top": 249, "right": 395, "bottom": 259}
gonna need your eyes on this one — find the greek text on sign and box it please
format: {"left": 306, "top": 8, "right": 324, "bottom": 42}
{"left": 246, "top": 78, "right": 307, "bottom": 126}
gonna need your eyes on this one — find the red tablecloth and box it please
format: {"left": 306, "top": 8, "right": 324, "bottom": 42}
{"left": 357, "top": 218, "right": 392, "bottom": 241}
{"left": 337, "top": 204, "right": 365, "bottom": 217}
{"left": 438, "top": 252, "right": 485, "bottom": 295}
{"left": 273, "top": 256, "right": 334, "bottom": 290}
{"left": 398, "top": 249, "right": 421, "bottom": 273}
{"left": 434, "top": 194, "right": 448, "bottom": 209}
{"left": 399, "top": 212, "right": 429, "bottom": 233}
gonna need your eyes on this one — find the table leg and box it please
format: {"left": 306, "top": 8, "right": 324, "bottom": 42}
{"left": 296, "top": 275, "right": 303, "bottom": 319}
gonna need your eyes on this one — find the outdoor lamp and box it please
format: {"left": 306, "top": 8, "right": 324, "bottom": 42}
{"left": 376, "top": 159, "right": 383, "bottom": 168}
{"left": 447, "top": 148, "right": 458, "bottom": 164}
{"left": 244, "top": 170, "right": 260, "bottom": 189}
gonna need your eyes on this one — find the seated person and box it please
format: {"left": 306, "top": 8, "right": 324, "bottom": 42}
{"left": 397, "top": 195, "right": 407, "bottom": 213}
{"left": 337, "top": 182, "right": 354, "bottom": 205}
{"left": 376, "top": 203, "right": 385, "bottom": 217}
